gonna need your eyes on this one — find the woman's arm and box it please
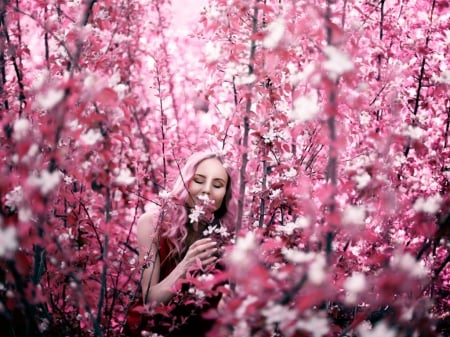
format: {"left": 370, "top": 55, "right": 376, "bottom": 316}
{"left": 137, "top": 211, "right": 218, "bottom": 305}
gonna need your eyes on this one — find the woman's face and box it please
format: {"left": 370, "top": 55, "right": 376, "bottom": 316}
{"left": 187, "top": 157, "right": 228, "bottom": 211}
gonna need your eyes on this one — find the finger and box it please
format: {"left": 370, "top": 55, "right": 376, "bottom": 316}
{"left": 202, "top": 255, "right": 217, "bottom": 266}
{"left": 195, "top": 237, "right": 216, "bottom": 246}
{"left": 197, "top": 246, "right": 218, "bottom": 259}
{"left": 192, "top": 241, "right": 216, "bottom": 254}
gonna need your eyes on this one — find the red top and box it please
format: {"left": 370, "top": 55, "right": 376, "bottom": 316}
{"left": 159, "top": 236, "right": 179, "bottom": 280}
{"left": 125, "top": 237, "right": 221, "bottom": 337}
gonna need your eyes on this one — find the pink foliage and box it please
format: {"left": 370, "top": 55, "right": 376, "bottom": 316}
{"left": 0, "top": 0, "right": 449, "bottom": 336}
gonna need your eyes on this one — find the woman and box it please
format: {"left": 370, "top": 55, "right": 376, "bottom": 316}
{"left": 126, "top": 151, "right": 237, "bottom": 336}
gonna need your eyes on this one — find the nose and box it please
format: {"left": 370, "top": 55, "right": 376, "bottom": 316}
{"left": 201, "top": 181, "right": 212, "bottom": 194}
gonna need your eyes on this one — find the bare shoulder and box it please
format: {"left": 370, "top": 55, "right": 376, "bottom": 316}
{"left": 137, "top": 206, "right": 161, "bottom": 243}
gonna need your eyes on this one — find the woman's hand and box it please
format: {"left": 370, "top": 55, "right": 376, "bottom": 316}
{"left": 180, "top": 238, "right": 218, "bottom": 273}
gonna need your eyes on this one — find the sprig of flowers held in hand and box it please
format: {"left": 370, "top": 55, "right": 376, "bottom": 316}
{"left": 188, "top": 194, "right": 215, "bottom": 224}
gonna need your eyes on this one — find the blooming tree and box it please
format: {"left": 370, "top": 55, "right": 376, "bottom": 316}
{"left": 0, "top": 0, "right": 449, "bottom": 336}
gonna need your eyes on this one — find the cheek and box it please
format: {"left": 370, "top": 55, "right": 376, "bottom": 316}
{"left": 188, "top": 182, "right": 200, "bottom": 196}
{"left": 187, "top": 184, "right": 201, "bottom": 206}
{"left": 213, "top": 189, "right": 227, "bottom": 207}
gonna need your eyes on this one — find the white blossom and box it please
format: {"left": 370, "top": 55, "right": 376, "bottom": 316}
{"left": 158, "top": 189, "right": 170, "bottom": 199}
{"left": 235, "top": 295, "right": 258, "bottom": 318}
{"left": 36, "top": 88, "right": 65, "bottom": 110}
{"left": 83, "top": 74, "right": 98, "bottom": 92}
{"left": 235, "top": 74, "right": 257, "bottom": 86}
{"left": 203, "top": 224, "right": 230, "bottom": 238}
{"left": 308, "top": 254, "right": 326, "bottom": 284}
{"left": 13, "top": 119, "right": 31, "bottom": 141}
{"left": 391, "top": 252, "right": 428, "bottom": 278}
{"left": 80, "top": 129, "right": 103, "bottom": 145}
{"left": 188, "top": 286, "right": 205, "bottom": 299}
{"left": 112, "top": 33, "right": 130, "bottom": 44}
{"left": 262, "top": 302, "right": 297, "bottom": 325}
{"left": 5, "top": 186, "right": 23, "bottom": 211}
{"left": 432, "top": 70, "right": 450, "bottom": 84}
{"left": 198, "top": 193, "right": 213, "bottom": 205}
{"left": 22, "top": 144, "right": 39, "bottom": 164}
{"left": 203, "top": 224, "right": 218, "bottom": 236}
{"left": 217, "top": 226, "right": 230, "bottom": 237}
{"left": 28, "top": 170, "right": 61, "bottom": 195}
{"left": 344, "top": 272, "right": 366, "bottom": 304}
{"left": 229, "top": 231, "right": 257, "bottom": 265}
{"left": 393, "top": 153, "right": 406, "bottom": 167}
{"left": 282, "top": 248, "right": 315, "bottom": 264}
{"left": 0, "top": 226, "right": 18, "bottom": 257}
{"left": 276, "top": 217, "right": 309, "bottom": 235}
{"left": 231, "top": 321, "right": 251, "bottom": 337}
{"left": 140, "top": 331, "right": 164, "bottom": 337}
{"left": 197, "top": 273, "right": 214, "bottom": 282}
{"left": 284, "top": 167, "right": 297, "bottom": 179}
{"left": 113, "top": 189, "right": 123, "bottom": 201}
{"left": 204, "top": 41, "right": 221, "bottom": 62}
{"left": 58, "top": 232, "right": 70, "bottom": 242}
{"left": 296, "top": 315, "right": 329, "bottom": 337}
{"left": 323, "top": 46, "right": 354, "bottom": 80}
{"left": 114, "top": 168, "right": 135, "bottom": 186}
{"left": 359, "top": 111, "right": 371, "bottom": 126}
{"left": 270, "top": 188, "right": 282, "bottom": 199}
{"left": 354, "top": 171, "right": 371, "bottom": 189}
{"left": 263, "top": 18, "right": 286, "bottom": 49}
{"left": 188, "top": 205, "right": 205, "bottom": 223}
{"left": 349, "top": 244, "right": 362, "bottom": 256}
{"left": 357, "top": 321, "right": 397, "bottom": 337}
{"left": 38, "top": 318, "right": 50, "bottom": 332}
{"left": 342, "top": 205, "right": 366, "bottom": 226}
{"left": 290, "top": 62, "right": 316, "bottom": 86}
{"left": 114, "top": 84, "right": 128, "bottom": 100}
{"left": 413, "top": 194, "right": 442, "bottom": 214}
{"left": 249, "top": 185, "right": 261, "bottom": 194}
{"left": 403, "top": 125, "right": 424, "bottom": 140}
{"left": 31, "top": 69, "right": 50, "bottom": 90}
{"left": 263, "top": 128, "right": 278, "bottom": 144}
{"left": 289, "top": 92, "right": 320, "bottom": 122}
{"left": 19, "top": 207, "right": 32, "bottom": 222}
